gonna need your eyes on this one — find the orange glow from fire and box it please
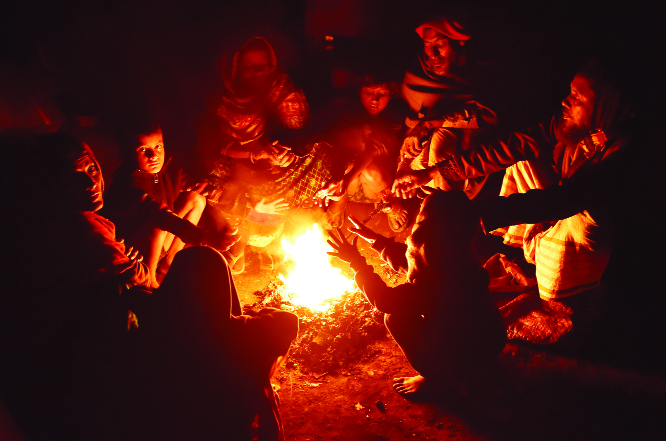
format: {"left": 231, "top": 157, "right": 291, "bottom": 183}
{"left": 279, "top": 224, "right": 355, "bottom": 312}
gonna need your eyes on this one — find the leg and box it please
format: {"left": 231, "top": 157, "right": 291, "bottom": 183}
{"left": 359, "top": 161, "right": 408, "bottom": 231}
{"left": 159, "top": 191, "right": 207, "bottom": 275}
{"left": 384, "top": 313, "right": 438, "bottom": 397}
{"left": 358, "top": 161, "right": 391, "bottom": 201}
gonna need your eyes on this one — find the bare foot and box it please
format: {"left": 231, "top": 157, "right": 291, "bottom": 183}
{"left": 393, "top": 375, "right": 426, "bottom": 396}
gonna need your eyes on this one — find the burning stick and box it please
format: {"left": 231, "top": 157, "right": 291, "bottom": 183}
{"left": 345, "top": 202, "right": 391, "bottom": 240}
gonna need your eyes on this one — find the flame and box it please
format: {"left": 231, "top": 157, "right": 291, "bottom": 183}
{"left": 279, "top": 224, "right": 355, "bottom": 312}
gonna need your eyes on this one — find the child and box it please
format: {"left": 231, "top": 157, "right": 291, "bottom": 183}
{"left": 328, "top": 191, "right": 506, "bottom": 399}
{"left": 318, "top": 74, "right": 408, "bottom": 231}
{"left": 2, "top": 133, "right": 296, "bottom": 440}
{"left": 104, "top": 123, "right": 210, "bottom": 285}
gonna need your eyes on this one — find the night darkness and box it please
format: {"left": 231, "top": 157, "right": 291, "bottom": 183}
{"left": 3, "top": 0, "right": 664, "bottom": 158}
{"left": 2, "top": 1, "right": 666, "bottom": 439}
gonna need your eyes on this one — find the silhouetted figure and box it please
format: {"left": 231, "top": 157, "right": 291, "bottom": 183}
{"left": 0, "top": 133, "right": 297, "bottom": 440}
{"left": 328, "top": 192, "right": 506, "bottom": 401}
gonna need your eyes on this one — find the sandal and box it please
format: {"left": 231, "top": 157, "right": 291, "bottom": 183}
{"left": 386, "top": 202, "right": 409, "bottom": 233}
{"left": 323, "top": 207, "right": 345, "bottom": 230}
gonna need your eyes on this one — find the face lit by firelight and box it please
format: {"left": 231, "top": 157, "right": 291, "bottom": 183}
{"left": 562, "top": 74, "right": 595, "bottom": 133}
{"left": 64, "top": 145, "right": 104, "bottom": 212}
{"left": 238, "top": 49, "right": 273, "bottom": 93}
{"left": 422, "top": 27, "right": 458, "bottom": 76}
{"left": 360, "top": 85, "right": 391, "bottom": 116}
{"left": 135, "top": 126, "right": 165, "bottom": 174}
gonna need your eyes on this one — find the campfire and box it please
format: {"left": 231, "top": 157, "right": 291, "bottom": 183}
{"left": 279, "top": 223, "right": 355, "bottom": 312}
{"left": 245, "top": 222, "right": 389, "bottom": 374}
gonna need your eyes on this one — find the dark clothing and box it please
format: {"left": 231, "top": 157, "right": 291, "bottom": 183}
{"left": 349, "top": 235, "right": 506, "bottom": 381}
{"left": 1, "top": 242, "right": 298, "bottom": 440}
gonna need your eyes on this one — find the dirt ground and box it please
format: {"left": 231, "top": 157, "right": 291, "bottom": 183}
{"left": 234, "top": 202, "right": 666, "bottom": 441}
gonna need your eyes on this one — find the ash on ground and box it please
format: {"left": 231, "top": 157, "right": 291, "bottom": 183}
{"left": 244, "top": 281, "right": 389, "bottom": 375}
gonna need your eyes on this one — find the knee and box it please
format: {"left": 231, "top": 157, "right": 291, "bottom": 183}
{"left": 362, "top": 163, "right": 389, "bottom": 187}
{"left": 185, "top": 191, "right": 206, "bottom": 212}
{"left": 169, "top": 246, "right": 228, "bottom": 279}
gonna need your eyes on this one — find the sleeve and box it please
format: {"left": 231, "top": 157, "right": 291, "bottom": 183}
{"left": 436, "top": 123, "right": 554, "bottom": 181}
{"left": 475, "top": 136, "right": 631, "bottom": 232}
{"left": 349, "top": 259, "right": 425, "bottom": 315}
{"left": 370, "top": 236, "right": 409, "bottom": 274}
{"left": 84, "top": 214, "right": 153, "bottom": 288}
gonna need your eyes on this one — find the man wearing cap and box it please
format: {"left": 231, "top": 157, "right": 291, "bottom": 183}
{"left": 397, "top": 18, "right": 497, "bottom": 199}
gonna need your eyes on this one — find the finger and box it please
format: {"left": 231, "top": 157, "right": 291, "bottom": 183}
{"left": 335, "top": 228, "right": 348, "bottom": 244}
{"left": 327, "top": 233, "right": 342, "bottom": 246}
{"left": 351, "top": 236, "right": 358, "bottom": 247}
{"left": 348, "top": 215, "right": 361, "bottom": 227}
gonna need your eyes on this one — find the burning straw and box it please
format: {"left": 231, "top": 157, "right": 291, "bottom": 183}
{"left": 245, "top": 280, "right": 387, "bottom": 375}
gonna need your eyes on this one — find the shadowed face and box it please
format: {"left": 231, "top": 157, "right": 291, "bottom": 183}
{"left": 562, "top": 74, "right": 595, "bottom": 133}
{"left": 238, "top": 49, "right": 273, "bottom": 92}
{"left": 422, "top": 28, "right": 457, "bottom": 76}
{"left": 135, "top": 126, "right": 165, "bottom": 174}
{"left": 360, "top": 85, "right": 391, "bottom": 115}
{"left": 63, "top": 145, "right": 104, "bottom": 212}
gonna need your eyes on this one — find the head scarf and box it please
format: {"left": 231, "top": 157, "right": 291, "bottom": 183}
{"left": 578, "top": 58, "right": 634, "bottom": 133}
{"left": 559, "top": 59, "right": 635, "bottom": 178}
{"left": 216, "top": 37, "right": 307, "bottom": 143}
{"left": 402, "top": 19, "right": 473, "bottom": 115}
{"left": 221, "top": 37, "right": 284, "bottom": 103}
{"left": 415, "top": 18, "right": 470, "bottom": 45}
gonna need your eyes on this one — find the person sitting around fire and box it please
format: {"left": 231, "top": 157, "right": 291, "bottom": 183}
{"left": 328, "top": 191, "right": 506, "bottom": 401}
{"left": 316, "top": 73, "right": 408, "bottom": 231}
{"left": 0, "top": 132, "right": 298, "bottom": 440}
{"left": 200, "top": 36, "right": 333, "bottom": 274}
{"left": 396, "top": 17, "right": 498, "bottom": 200}
{"left": 391, "top": 58, "right": 639, "bottom": 345}
{"left": 103, "top": 119, "right": 209, "bottom": 286}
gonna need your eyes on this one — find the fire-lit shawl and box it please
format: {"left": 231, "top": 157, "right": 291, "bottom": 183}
{"left": 216, "top": 37, "right": 309, "bottom": 149}
{"left": 401, "top": 18, "right": 473, "bottom": 116}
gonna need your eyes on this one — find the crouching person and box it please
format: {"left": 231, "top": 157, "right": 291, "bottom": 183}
{"left": 328, "top": 191, "right": 506, "bottom": 402}
{"left": 104, "top": 122, "right": 211, "bottom": 287}
{"left": 0, "top": 133, "right": 297, "bottom": 440}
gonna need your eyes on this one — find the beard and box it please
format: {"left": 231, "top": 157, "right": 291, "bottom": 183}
{"left": 555, "top": 115, "right": 589, "bottom": 146}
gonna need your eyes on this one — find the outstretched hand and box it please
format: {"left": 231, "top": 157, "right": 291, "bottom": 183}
{"left": 327, "top": 228, "right": 362, "bottom": 265}
{"left": 315, "top": 178, "right": 347, "bottom": 207}
{"left": 254, "top": 197, "right": 290, "bottom": 214}
{"left": 392, "top": 169, "right": 432, "bottom": 199}
{"left": 347, "top": 215, "right": 380, "bottom": 244}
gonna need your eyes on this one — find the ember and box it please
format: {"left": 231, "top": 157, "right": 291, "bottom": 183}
{"left": 279, "top": 223, "right": 355, "bottom": 312}
{"left": 247, "top": 280, "right": 387, "bottom": 375}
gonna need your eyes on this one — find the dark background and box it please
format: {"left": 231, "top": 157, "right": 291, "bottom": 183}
{"left": 3, "top": 0, "right": 663, "bottom": 153}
